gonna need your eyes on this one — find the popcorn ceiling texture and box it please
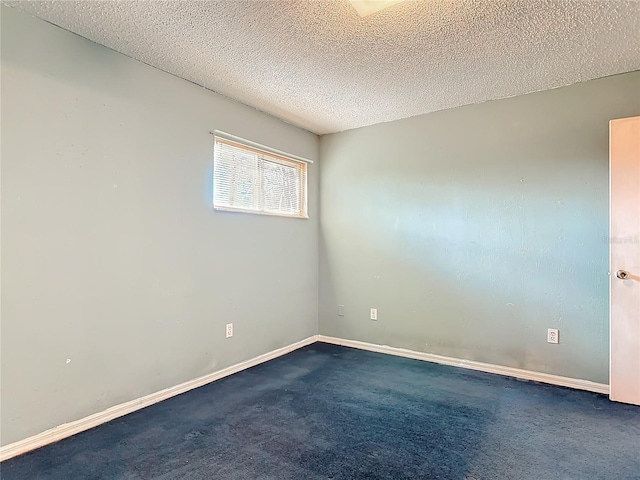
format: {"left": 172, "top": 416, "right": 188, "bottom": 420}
{"left": 5, "top": 0, "right": 640, "bottom": 134}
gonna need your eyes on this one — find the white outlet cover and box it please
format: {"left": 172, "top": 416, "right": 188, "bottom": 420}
{"left": 226, "top": 323, "right": 233, "bottom": 338}
{"left": 547, "top": 328, "right": 559, "bottom": 344}
{"left": 370, "top": 308, "right": 378, "bottom": 321}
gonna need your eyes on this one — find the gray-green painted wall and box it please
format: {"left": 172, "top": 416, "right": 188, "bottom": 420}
{"left": 1, "top": 6, "right": 318, "bottom": 446}
{"left": 319, "top": 72, "right": 640, "bottom": 384}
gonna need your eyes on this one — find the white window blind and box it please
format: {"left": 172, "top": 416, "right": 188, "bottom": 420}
{"left": 213, "top": 136, "right": 308, "bottom": 218}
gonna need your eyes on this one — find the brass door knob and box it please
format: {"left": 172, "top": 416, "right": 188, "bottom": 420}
{"left": 616, "top": 270, "right": 630, "bottom": 280}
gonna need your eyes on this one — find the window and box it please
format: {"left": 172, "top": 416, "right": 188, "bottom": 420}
{"left": 213, "top": 134, "right": 309, "bottom": 218}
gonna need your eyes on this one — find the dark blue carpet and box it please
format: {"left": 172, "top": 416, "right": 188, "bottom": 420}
{"left": 2, "top": 343, "right": 639, "bottom": 480}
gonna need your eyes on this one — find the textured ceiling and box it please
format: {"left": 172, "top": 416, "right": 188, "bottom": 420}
{"left": 5, "top": 1, "right": 640, "bottom": 134}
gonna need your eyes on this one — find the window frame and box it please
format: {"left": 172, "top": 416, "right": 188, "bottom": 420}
{"left": 212, "top": 134, "right": 310, "bottom": 219}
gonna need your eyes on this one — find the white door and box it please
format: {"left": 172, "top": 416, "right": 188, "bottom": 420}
{"left": 610, "top": 116, "right": 640, "bottom": 405}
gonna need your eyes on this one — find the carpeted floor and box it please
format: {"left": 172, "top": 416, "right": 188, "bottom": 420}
{"left": 2, "top": 343, "right": 639, "bottom": 480}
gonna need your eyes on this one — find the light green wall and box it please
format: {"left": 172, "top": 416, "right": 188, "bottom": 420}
{"left": 319, "top": 72, "right": 640, "bottom": 384}
{"left": 1, "top": 6, "right": 318, "bottom": 446}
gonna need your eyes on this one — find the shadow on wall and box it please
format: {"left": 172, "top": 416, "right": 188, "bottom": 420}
{"left": 320, "top": 135, "right": 609, "bottom": 381}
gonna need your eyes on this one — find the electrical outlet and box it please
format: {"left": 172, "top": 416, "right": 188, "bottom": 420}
{"left": 338, "top": 305, "right": 345, "bottom": 316}
{"left": 226, "top": 323, "right": 233, "bottom": 338}
{"left": 547, "top": 328, "right": 559, "bottom": 344}
{"left": 370, "top": 308, "right": 378, "bottom": 321}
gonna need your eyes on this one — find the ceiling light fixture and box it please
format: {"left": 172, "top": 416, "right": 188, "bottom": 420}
{"left": 349, "top": 0, "right": 406, "bottom": 17}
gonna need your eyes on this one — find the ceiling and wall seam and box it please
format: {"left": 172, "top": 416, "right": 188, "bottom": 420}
{"left": 3, "top": 0, "right": 640, "bottom": 135}
{"left": 1, "top": 7, "right": 323, "bottom": 138}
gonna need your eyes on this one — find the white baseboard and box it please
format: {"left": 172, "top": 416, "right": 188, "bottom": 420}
{"left": 318, "top": 335, "right": 610, "bottom": 395}
{"left": 1, "top": 334, "right": 610, "bottom": 462}
{"left": 0, "top": 335, "right": 319, "bottom": 462}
